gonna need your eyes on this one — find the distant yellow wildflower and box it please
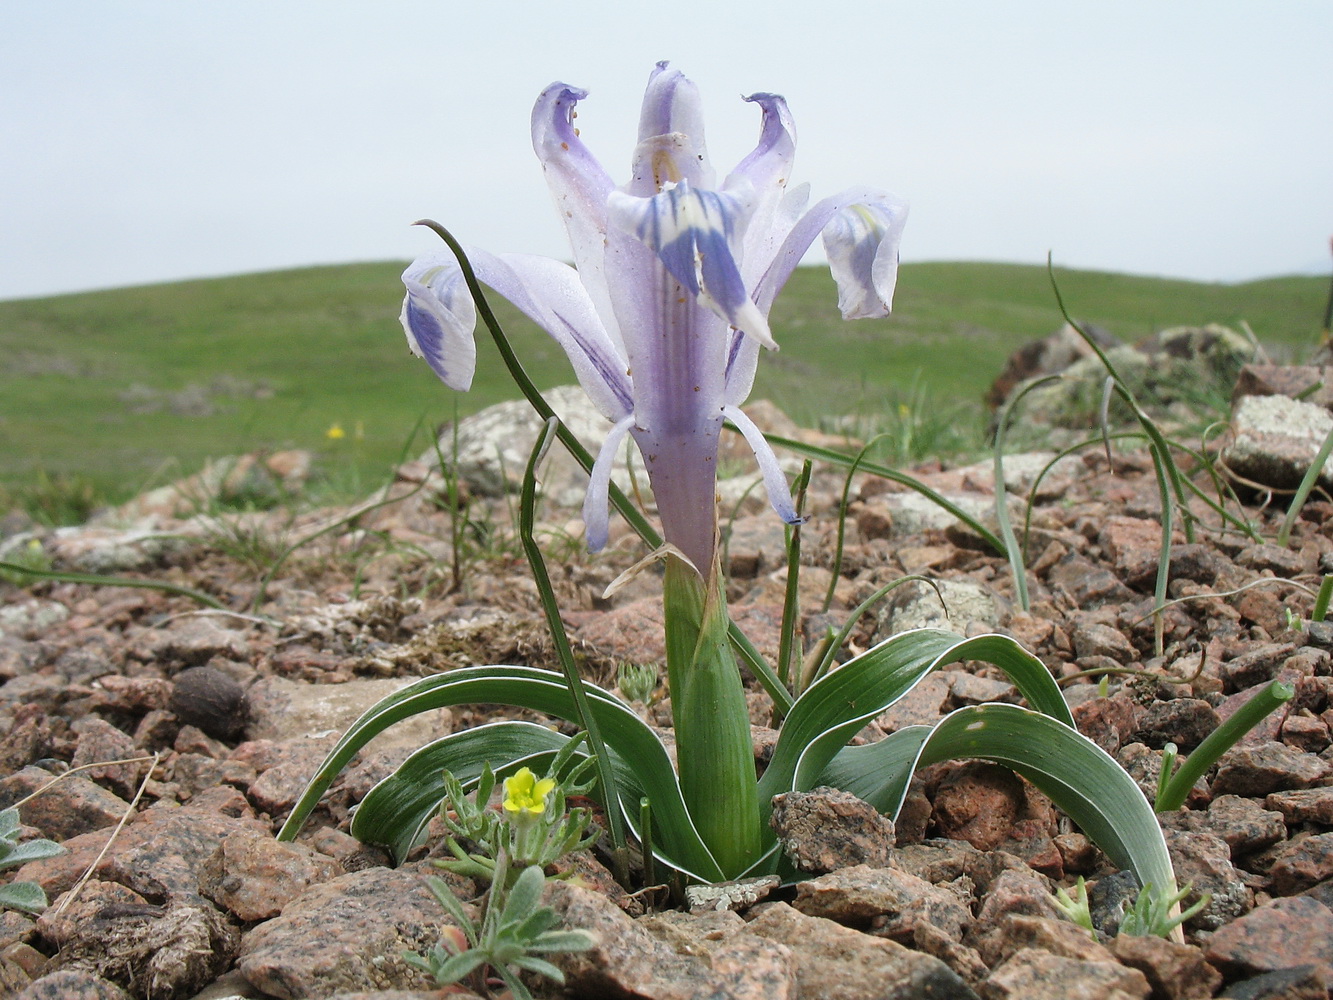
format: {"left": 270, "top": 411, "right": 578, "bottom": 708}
{"left": 326, "top": 423, "right": 346, "bottom": 441}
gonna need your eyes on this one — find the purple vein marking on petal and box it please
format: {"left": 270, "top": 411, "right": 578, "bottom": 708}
{"left": 723, "top": 328, "right": 746, "bottom": 381}
{"left": 550, "top": 307, "right": 634, "bottom": 415}
{"left": 406, "top": 297, "right": 450, "bottom": 377}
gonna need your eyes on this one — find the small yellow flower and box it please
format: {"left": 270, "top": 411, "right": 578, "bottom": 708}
{"left": 502, "top": 767, "right": 556, "bottom": 816}
{"left": 326, "top": 423, "right": 346, "bottom": 441}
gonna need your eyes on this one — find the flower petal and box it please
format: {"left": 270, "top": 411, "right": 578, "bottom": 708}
{"left": 754, "top": 187, "right": 908, "bottom": 316}
{"left": 722, "top": 405, "right": 801, "bottom": 525}
{"left": 582, "top": 414, "right": 636, "bottom": 553}
{"left": 608, "top": 180, "right": 776, "bottom": 350}
{"left": 531, "top": 82, "right": 622, "bottom": 350}
{"left": 823, "top": 200, "right": 910, "bottom": 319}
{"left": 634, "top": 62, "right": 713, "bottom": 191}
{"left": 400, "top": 254, "right": 478, "bottom": 392}
{"left": 726, "top": 93, "right": 801, "bottom": 284}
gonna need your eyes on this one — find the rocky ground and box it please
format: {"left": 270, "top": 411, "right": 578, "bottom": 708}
{"left": 4, "top": 331, "right": 1333, "bottom": 999}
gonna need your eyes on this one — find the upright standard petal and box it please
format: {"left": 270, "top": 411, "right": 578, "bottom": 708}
{"left": 726, "top": 93, "right": 801, "bottom": 285}
{"left": 608, "top": 180, "right": 776, "bottom": 350}
{"left": 400, "top": 254, "right": 478, "bottom": 392}
{"left": 635, "top": 62, "right": 713, "bottom": 191}
{"left": 531, "top": 82, "right": 622, "bottom": 351}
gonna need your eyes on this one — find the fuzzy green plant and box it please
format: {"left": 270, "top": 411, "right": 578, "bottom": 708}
{"left": 405, "top": 758, "right": 598, "bottom": 999}
{"left": 0, "top": 807, "right": 64, "bottom": 914}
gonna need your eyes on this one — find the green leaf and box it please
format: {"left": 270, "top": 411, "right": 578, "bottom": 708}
{"left": 0, "top": 881, "right": 48, "bottom": 915}
{"left": 499, "top": 865, "right": 546, "bottom": 928}
{"left": 280, "top": 667, "right": 724, "bottom": 882}
{"left": 428, "top": 948, "right": 489, "bottom": 985}
{"left": 822, "top": 703, "right": 1176, "bottom": 899}
{"left": 0, "top": 807, "right": 20, "bottom": 841}
{"left": 0, "top": 838, "right": 65, "bottom": 871}
{"left": 758, "top": 628, "right": 1071, "bottom": 814}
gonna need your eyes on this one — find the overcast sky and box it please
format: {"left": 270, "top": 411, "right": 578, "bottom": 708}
{"left": 2, "top": 1, "right": 1330, "bottom": 302}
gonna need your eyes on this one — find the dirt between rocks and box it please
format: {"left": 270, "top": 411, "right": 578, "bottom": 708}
{"left": 3, "top": 409, "right": 1333, "bottom": 999}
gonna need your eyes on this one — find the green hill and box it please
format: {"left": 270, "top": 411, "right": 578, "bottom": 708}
{"left": 0, "top": 261, "right": 1325, "bottom": 519}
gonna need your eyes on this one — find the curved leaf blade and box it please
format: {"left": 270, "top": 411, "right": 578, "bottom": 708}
{"left": 820, "top": 703, "right": 1175, "bottom": 897}
{"left": 276, "top": 665, "right": 723, "bottom": 881}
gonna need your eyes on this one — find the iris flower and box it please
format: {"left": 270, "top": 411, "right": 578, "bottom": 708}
{"left": 401, "top": 62, "right": 907, "bottom": 573}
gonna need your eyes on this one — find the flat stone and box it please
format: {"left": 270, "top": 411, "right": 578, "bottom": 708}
{"left": 0, "top": 765, "right": 132, "bottom": 841}
{"left": 1267, "top": 787, "right": 1333, "bottom": 826}
{"left": 200, "top": 833, "right": 344, "bottom": 921}
{"left": 237, "top": 865, "right": 451, "bottom": 999}
{"left": 982, "top": 947, "right": 1150, "bottom": 1000}
{"left": 1165, "top": 829, "right": 1253, "bottom": 930}
{"left": 1212, "top": 742, "right": 1330, "bottom": 797}
{"left": 745, "top": 902, "right": 978, "bottom": 1000}
{"left": 1205, "top": 895, "right": 1333, "bottom": 983}
{"left": 16, "top": 786, "right": 268, "bottom": 898}
{"left": 1268, "top": 833, "right": 1333, "bottom": 896}
{"left": 15, "top": 970, "right": 132, "bottom": 1000}
{"left": 545, "top": 881, "right": 783, "bottom": 1000}
{"left": 793, "top": 864, "right": 972, "bottom": 944}
{"left": 1111, "top": 932, "right": 1222, "bottom": 1000}
{"left": 1224, "top": 394, "right": 1333, "bottom": 491}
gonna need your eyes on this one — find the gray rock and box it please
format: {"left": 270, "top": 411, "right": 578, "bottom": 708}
{"left": 200, "top": 833, "right": 344, "bottom": 922}
{"left": 48, "top": 526, "right": 185, "bottom": 574}
{"left": 545, "top": 880, "right": 787, "bottom": 1000}
{"left": 0, "top": 600, "right": 69, "bottom": 641}
{"left": 745, "top": 901, "right": 978, "bottom": 1000}
{"left": 1165, "top": 829, "right": 1254, "bottom": 931}
{"left": 1224, "top": 394, "right": 1333, "bottom": 491}
{"left": 243, "top": 676, "right": 452, "bottom": 752}
{"left": 883, "top": 578, "right": 1002, "bottom": 634}
{"left": 1212, "top": 741, "right": 1330, "bottom": 797}
{"left": 793, "top": 864, "right": 972, "bottom": 945}
{"left": 237, "top": 865, "right": 452, "bottom": 999}
{"left": 982, "top": 947, "right": 1150, "bottom": 1000}
{"left": 770, "top": 788, "right": 895, "bottom": 874}
{"left": 16, "top": 970, "right": 132, "bottom": 1000}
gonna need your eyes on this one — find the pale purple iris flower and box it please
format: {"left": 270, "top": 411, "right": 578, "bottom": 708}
{"left": 401, "top": 63, "right": 907, "bottom": 573}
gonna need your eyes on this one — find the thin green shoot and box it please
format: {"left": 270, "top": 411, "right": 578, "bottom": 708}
{"left": 1276, "top": 421, "right": 1333, "bottom": 547}
{"left": 821, "top": 432, "right": 896, "bottom": 614}
{"left": 1155, "top": 680, "right": 1295, "bottom": 812}
{"left": 992, "top": 374, "right": 1064, "bottom": 611}
{"left": 1314, "top": 576, "right": 1333, "bottom": 622}
{"left": 777, "top": 461, "right": 812, "bottom": 693}
{"left": 516, "top": 418, "right": 628, "bottom": 879}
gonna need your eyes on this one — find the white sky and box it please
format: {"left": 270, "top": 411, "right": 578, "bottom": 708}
{"left": 2, "top": 1, "right": 1330, "bottom": 301}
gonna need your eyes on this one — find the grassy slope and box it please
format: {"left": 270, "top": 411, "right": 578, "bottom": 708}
{"left": 0, "top": 261, "right": 1325, "bottom": 508}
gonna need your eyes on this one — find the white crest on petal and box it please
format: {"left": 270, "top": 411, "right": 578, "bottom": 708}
{"left": 608, "top": 181, "right": 776, "bottom": 351}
